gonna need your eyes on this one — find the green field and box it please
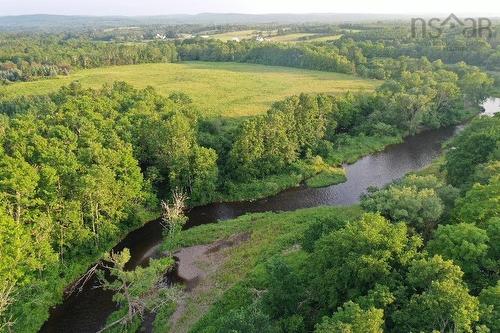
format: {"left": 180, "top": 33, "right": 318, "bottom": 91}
{"left": 307, "top": 34, "right": 343, "bottom": 42}
{"left": 0, "top": 62, "right": 379, "bottom": 116}
{"left": 210, "top": 29, "right": 261, "bottom": 41}
{"left": 268, "top": 33, "right": 317, "bottom": 42}
{"left": 268, "top": 33, "right": 342, "bottom": 42}
{"left": 209, "top": 31, "right": 342, "bottom": 43}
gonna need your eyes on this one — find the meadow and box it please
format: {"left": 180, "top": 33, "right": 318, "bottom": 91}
{"left": 210, "top": 30, "right": 343, "bottom": 43}
{"left": 209, "top": 29, "right": 262, "bottom": 41}
{"left": 0, "top": 62, "right": 379, "bottom": 117}
{"left": 269, "top": 33, "right": 342, "bottom": 42}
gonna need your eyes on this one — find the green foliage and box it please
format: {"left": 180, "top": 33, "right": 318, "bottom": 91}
{"left": 182, "top": 205, "right": 487, "bottom": 333}
{"left": 479, "top": 282, "right": 500, "bottom": 332}
{"left": 0, "top": 82, "right": 221, "bottom": 331}
{"left": 393, "top": 255, "right": 479, "bottom": 333}
{"left": 98, "top": 249, "right": 176, "bottom": 331}
{"left": 152, "top": 302, "right": 176, "bottom": 333}
{"left": 189, "top": 146, "right": 219, "bottom": 204}
{"left": 459, "top": 71, "right": 495, "bottom": 105}
{"left": 0, "top": 36, "right": 177, "bottom": 83}
{"left": 444, "top": 115, "right": 500, "bottom": 189}
{"left": 454, "top": 175, "right": 500, "bottom": 227}
{"left": 472, "top": 160, "right": 500, "bottom": 186}
{"left": 222, "top": 172, "right": 304, "bottom": 202}
{"left": 301, "top": 214, "right": 348, "bottom": 252}
{"left": 0, "top": 207, "right": 55, "bottom": 288}
{"left": 179, "top": 39, "right": 355, "bottom": 74}
{"left": 327, "top": 134, "right": 402, "bottom": 164}
{"left": 309, "top": 213, "right": 421, "bottom": 313}
{"left": 183, "top": 207, "right": 363, "bottom": 333}
{"left": 262, "top": 258, "right": 305, "bottom": 320}
{"left": 228, "top": 94, "right": 327, "bottom": 180}
{"left": 427, "top": 223, "right": 495, "bottom": 291}
{"left": 217, "top": 303, "right": 273, "bottom": 333}
{"left": 484, "top": 217, "right": 500, "bottom": 265}
{"left": 315, "top": 301, "right": 384, "bottom": 333}
{"left": 361, "top": 175, "right": 450, "bottom": 237}
{"left": 0, "top": 26, "right": 497, "bottom": 333}
{"left": 306, "top": 167, "right": 346, "bottom": 188}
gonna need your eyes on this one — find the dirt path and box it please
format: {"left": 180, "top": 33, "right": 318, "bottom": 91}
{"left": 168, "top": 232, "right": 251, "bottom": 332}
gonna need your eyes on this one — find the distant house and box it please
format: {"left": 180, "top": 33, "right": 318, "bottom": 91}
{"left": 231, "top": 37, "right": 240, "bottom": 42}
{"left": 155, "top": 33, "right": 166, "bottom": 40}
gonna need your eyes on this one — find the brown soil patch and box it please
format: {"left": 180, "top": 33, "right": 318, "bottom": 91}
{"left": 168, "top": 232, "right": 251, "bottom": 331}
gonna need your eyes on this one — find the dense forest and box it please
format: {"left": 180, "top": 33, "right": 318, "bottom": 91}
{"left": 0, "top": 18, "right": 499, "bottom": 333}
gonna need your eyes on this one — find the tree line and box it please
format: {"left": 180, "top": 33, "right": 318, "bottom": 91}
{"left": 2, "top": 29, "right": 499, "bottom": 84}
{"left": 339, "top": 26, "right": 500, "bottom": 70}
{"left": 0, "top": 36, "right": 178, "bottom": 83}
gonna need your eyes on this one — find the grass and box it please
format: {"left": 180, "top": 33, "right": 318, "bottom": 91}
{"left": 306, "top": 167, "right": 346, "bottom": 188}
{"left": 269, "top": 33, "right": 318, "bottom": 42}
{"left": 308, "top": 34, "right": 343, "bottom": 42}
{"left": 271, "top": 33, "right": 343, "bottom": 43}
{"left": 209, "top": 31, "right": 342, "bottom": 43}
{"left": 0, "top": 62, "right": 379, "bottom": 117}
{"left": 161, "top": 206, "right": 364, "bottom": 333}
{"left": 222, "top": 173, "right": 304, "bottom": 202}
{"left": 328, "top": 134, "right": 403, "bottom": 164}
{"left": 209, "top": 30, "right": 261, "bottom": 41}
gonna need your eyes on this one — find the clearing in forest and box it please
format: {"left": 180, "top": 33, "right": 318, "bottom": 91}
{"left": 1, "top": 62, "right": 379, "bottom": 116}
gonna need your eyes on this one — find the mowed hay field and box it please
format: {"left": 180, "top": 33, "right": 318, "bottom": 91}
{"left": 0, "top": 62, "right": 380, "bottom": 117}
{"left": 209, "top": 29, "right": 260, "bottom": 41}
{"left": 210, "top": 31, "right": 343, "bottom": 43}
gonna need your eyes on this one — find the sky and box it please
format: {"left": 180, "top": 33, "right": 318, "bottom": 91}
{"left": 2, "top": 0, "right": 500, "bottom": 16}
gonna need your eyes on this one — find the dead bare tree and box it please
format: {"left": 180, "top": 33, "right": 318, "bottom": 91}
{"left": 67, "top": 263, "right": 100, "bottom": 295}
{"left": 161, "top": 189, "right": 188, "bottom": 237}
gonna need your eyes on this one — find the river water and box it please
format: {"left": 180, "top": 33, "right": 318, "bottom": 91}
{"left": 40, "top": 99, "right": 499, "bottom": 332}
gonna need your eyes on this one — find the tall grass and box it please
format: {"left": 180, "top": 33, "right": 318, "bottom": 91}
{"left": 0, "top": 62, "right": 379, "bottom": 117}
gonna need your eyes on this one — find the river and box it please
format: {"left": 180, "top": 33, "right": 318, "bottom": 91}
{"left": 40, "top": 98, "right": 499, "bottom": 332}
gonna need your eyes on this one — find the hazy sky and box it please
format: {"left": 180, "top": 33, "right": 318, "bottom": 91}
{"left": 2, "top": 0, "right": 500, "bottom": 16}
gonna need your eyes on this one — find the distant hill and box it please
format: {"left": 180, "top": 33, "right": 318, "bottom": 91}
{"left": 0, "top": 14, "right": 142, "bottom": 30}
{"left": 0, "top": 13, "right": 413, "bottom": 31}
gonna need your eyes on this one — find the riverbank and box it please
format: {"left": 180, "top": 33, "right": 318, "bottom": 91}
{"left": 158, "top": 206, "right": 364, "bottom": 332}
{"left": 215, "top": 134, "right": 402, "bottom": 203}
